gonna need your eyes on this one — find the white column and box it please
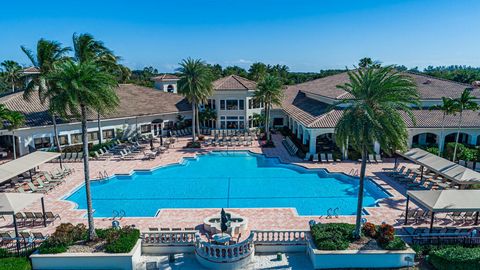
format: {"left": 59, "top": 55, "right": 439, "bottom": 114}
{"left": 342, "top": 136, "right": 349, "bottom": 159}
{"left": 309, "top": 131, "right": 317, "bottom": 155}
{"left": 438, "top": 135, "right": 445, "bottom": 153}
{"left": 302, "top": 131, "right": 308, "bottom": 145}
{"left": 374, "top": 141, "right": 380, "bottom": 154}
{"left": 297, "top": 126, "right": 302, "bottom": 139}
{"left": 470, "top": 134, "right": 477, "bottom": 146}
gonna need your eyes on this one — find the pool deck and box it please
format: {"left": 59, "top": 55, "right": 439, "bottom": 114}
{"left": 0, "top": 134, "right": 466, "bottom": 235}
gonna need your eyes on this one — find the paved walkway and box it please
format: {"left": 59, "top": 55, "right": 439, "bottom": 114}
{"left": 0, "top": 134, "right": 467, "bottom": 236}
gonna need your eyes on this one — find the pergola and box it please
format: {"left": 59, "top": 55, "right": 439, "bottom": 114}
{"left": 397, "top": 148, "right": 480, "bottom": 187}
{"left": 0, "top": 193, "right": 46, "bottom": 253}
{"left": 0, "top": 151, "right": 60, "bottom": 184}
{"left": 405, "top": 190, "right": 480, "bottom": 231}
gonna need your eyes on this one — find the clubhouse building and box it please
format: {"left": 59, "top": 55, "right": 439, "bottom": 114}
{"left": 1, "top": 72, "right": 480, "bottom": 158}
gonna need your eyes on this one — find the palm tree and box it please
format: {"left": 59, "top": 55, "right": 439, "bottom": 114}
{"left": 429, "top": 97, "right": 458, "bottom": 157}
{"left": 0, "top": 60, "right": 22, "bottom": 92}
{"left": 452, "top": 89, "right": 479, "bottom": 162}
{"left": 47, "top": 60, "right": 119, "bottom": 241}
{"left": 176, "top": 58, "right": 213, "bottom": 142}
{"left": 335, "top": 66, "right": 419, "bottom": 238}
{"left": 73, "top": 33, "right": 120, "bottom": 145}
{"left": 254, "top": 75, "right": 283, "bottom": 142}
{"left": 5, "top": 111, "right": 25, "bottom": 159}
{"left": 21, "top": 39, "right": 70, "bottom": 162}
{"left": 248, "top": 62, "right": 268, "bottom": 82}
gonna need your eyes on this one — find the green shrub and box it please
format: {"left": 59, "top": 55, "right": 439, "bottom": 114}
{"left": 429, "top": 246, "right": 480, "bottom": 270}
{"left": 310, "top": 223, "right": 355, "bottom": 250}
{"left": 0, "top": 248, "right": 10, "bottom": 258}
{"left": 103, "top": 227, "right": 140, "bottom": 253}
{"left": 0, "top": 257, "right": 31, "bottom": 270}
{"left": 426, "top": 146, "right": 440, "bottom": 156}
{"left": 381, "top": 236, "right": 407, "bottom": 250}
{"left": 38, "top": 223, "right": 86, "bottom": 254}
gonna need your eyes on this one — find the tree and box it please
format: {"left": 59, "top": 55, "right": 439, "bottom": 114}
{"left": 21, "top": 39, "right": 70, "bottom": 161}
{"left": 47, "top": 59, "right": 119, "bottom": 241}
{"left": 358, "top": 57, "right": 381, "bottom": 69}
{"left": 452, "top": 89, "right": 479, "bottom": 162}
{"left": 177, "top": 58, "right": 213, "bottom": 143}
{"left": 206, "top": 64, "right": 223, "bottom": 80}
{"left": 223, "top": 66, "right": 248, "bottom": 77}
{"left": 248, "top": 62, "right": 268, "bottom": 81}
{"left": 73, "top": 33, "right": 120, "bottom": 146}
{"left": 429, "top": 97, "right": 458, "bottom": 157}
{"left": 254, "top": 75, "right": 283, "bottom": 142}
{"left": 335, "top": 65, "right": 418, "bottom": 238}
{"left": 0, "top": 60, "right": 22, "bottom": 92}
{"left": 5, "top": 111, "right": 25, "bottom": 159}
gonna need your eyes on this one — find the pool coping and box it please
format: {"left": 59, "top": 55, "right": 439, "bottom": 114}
{"left": 61, "top": 149, "right": 393, "bottom": 219}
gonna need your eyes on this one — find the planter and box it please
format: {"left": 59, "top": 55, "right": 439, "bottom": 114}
{"left": 307, "top": 239, "right": 415, "bottom": 269}
{"left": 30, "top": 240, "right": 142, "bottom": 270}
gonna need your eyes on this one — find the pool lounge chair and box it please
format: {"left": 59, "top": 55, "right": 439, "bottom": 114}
{"left": 36, "top": 179, "right": 56, "bottom": 190}
{"left": 312, "top": 154, "right": 319, "bottom": 162}
{"left": 26, "top": 182, "right": 48, "bottom": 193}
{"left": 368, "top": 154, "right": 376, "bottom": 163}
{"left": 304, "top": 153, "right": 312, "bottom": 161}
{"left": 375, "top": 154, "right": 383, "bottom": 163}
{"left": 24, "top": 212, "right": 42, "bottom": 226}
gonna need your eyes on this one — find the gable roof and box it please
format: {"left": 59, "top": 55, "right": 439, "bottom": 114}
{"left": 213, "top": 75, "right": 257, "bottom": 91}
{"left": 151, "top": 74, "right": 179, "bottom": 81}
{"left": 0, "top": 84, "right": 191, "bottom": 129}
{"left": 291, "top": 71, "right": 480, "bottom": 101}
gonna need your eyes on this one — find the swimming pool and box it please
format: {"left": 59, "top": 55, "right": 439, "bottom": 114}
{"left": 66, "top": 151, "right": 390, "bottom": 217}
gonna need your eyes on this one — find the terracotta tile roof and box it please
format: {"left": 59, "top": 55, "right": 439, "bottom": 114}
{"left": 213, "top": 75, "right": 256, "bottom": 91}
{"left": 0, "top": 84, "right": 191, "bottom": 128}
{"left": 21, "top": 67, "right": 40, "bottom": 74}
{"left": 151, "top": 74, "right": 179, "bottom": 81}
{"left": 281, "top": 88, "right": 480, "bottom": 129}
{"left": 291, "top": 71, "right": 480, "bottom": 100}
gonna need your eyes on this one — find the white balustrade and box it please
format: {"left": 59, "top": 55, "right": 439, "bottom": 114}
{"left": 252, "top": 230, "right": 310, "bottom": 244}
{"left": 194, "top": 232, "right": 255, "bottom": 263}
{"left": 141, "top": 231, "right": 197, "bottom": 246}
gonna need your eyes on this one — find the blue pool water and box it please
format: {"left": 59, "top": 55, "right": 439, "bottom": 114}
{"left": 66, "top": 151, "right": 389, "bottom": 217}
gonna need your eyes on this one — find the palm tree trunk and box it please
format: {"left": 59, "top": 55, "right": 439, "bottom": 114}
{"left": 11, "top": 131, "right": 16, "bottom": 159}
{"left": 191, "top": 102, "right": 196, "bottom": 142}
{"left": 265, "top": 103, "right": 271, "bottom": 142}
{"left": 196, "top": 105, "right": 200, "bottom": 136}
{"left": 354, "top": 145, "right": 368, "bottom": 238}
{"left": 11, "top": 78, "right": 15, "bottom": 93}
{"left": 97, "top": 112, "right": 102, "bottom": 145}
{"left": 439, "top": 114, "right": 445, "bottom": 157}
{"left": 52, "top": 114, "right": 63, "bottom": 168}
{"left": 81, "top": 105, "right": 97, "bottom": 241}
{"left": 452, "top": 111, "right": 463, "bottom": 162}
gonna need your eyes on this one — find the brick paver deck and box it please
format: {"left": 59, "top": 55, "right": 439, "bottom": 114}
{"left": 0, "top": 134, "right": 471, "bottom": 236}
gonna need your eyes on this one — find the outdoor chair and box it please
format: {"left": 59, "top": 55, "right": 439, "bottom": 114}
{"left": 375, "top": 154, "right": 383, "bottom": 162}
{"left": 15, "top": 212, "right": 27, "bottom": 226}
{"left": 304, "top": 153, "right": 312, "bottom": 161}
{"left": 26, "top": 182, "right": 48, "bottom": 193}
{"left": 149, "top": 228, "right": 159, "bottom": 231}
{"left": 312, "top": 154, "right": 319, "bottom": 162}
{"left": 45, "top": 212, "right": 61, "bottom": 223}
{"left": 42, "top": 174, "right": 65, "bottom": 184}
{"left": 24, "top": 212, "right": 41, "bottom": 226}
{"left": 368, "top": 154, "right": 376, "bottom": 163}
{"left": 36, "top": 179, "right": 56, "bottom": 190}
{"left": 447, "top": 212, "right": 464, "bottom": 222}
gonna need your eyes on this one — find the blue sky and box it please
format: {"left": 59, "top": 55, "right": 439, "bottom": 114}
{"left": 1, "top": 0, "right": 479, "bottom": 72}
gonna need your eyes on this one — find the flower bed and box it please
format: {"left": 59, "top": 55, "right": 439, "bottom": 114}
{"left": 308, "top": 222, "right": 414, "bottom": 269}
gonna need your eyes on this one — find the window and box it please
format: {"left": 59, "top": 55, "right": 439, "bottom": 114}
{"left": 220, "top": 100, "right": 225, "bottom": 110}
{"left": 167, "top": 85, "right": 174, "bottom": 93}
{"left": 71, "top": 133, "right": 83, "bottom": 144}
{"left": 273, "top": 118, "right": 284, "bottom": 126}
{"left": 207, "top": 99, "right": 216, "bottom": 109}
{"left": 59, "top": 135, "right": 69, "bottom": 146}
{"left": 102, "top": 129, "right": 115, "bottom": 140}
{"left": 34, "top": 137, "right": 51, "bottom": 149}
{"left": 239, "top": 100, "right": 244, "bottom": 110}
{"left": 226, "top": 100, "right": 238, "bottom": 110}
{"left": 220, "top": 116, "right": 244, "bottom": 130}
{"left": 140, "top": 124, "right": 151, "bottom": 134}
{"left": 88, "top": 131, "right": 99, "bottom": 141}
{"left": 249, "top": 99, "right": 263, "bottom": 109}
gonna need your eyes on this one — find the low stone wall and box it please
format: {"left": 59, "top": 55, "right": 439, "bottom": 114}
{"left": 306, "top": 239, "right": 415, "bottom": 269}
{"left": 30, "top": 240, "right": 142, "bottom": 270}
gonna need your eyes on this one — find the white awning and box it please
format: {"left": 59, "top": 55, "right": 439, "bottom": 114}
{"left": 0, "top": 151, "right": 60, "bottom": 184}
{"left": 398, "top": 148, "right": 480, "bottom": 185}
{"left": 0, "top": 192, "right": 44, "bottom": 215}
{"left": 407, "top": 190, "right": 480, "bottom": 213}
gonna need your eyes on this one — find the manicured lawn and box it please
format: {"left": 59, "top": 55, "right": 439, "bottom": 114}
{"left": 0, "top": 257, "right": 31, "bottom": 270}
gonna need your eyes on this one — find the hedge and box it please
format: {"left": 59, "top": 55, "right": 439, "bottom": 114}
{"left": 98, "top": 227, "right": 140, "bottom": 253}
{"left": 429, "top": 246, "right": 480, "bottom": 270}
{"left": 310, "top": 223, "right": 355, "bottom": 250}
{"left": 0, "top": 257, "right": 31, "bottom": 270}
